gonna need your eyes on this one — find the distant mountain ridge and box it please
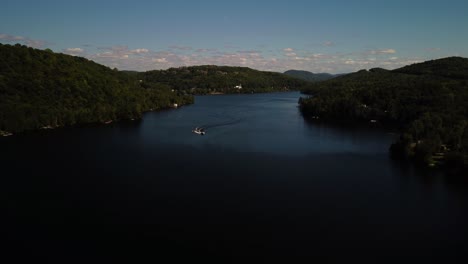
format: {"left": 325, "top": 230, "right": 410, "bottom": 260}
{"left": 139, "top": 65, "right": 310, "bottom": 94}
{"left": 283, "top": 70, "right": 343, "bottom": 82}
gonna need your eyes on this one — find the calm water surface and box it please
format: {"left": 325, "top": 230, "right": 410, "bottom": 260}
{"left": 1, "top": 92, "right": 467, "bottom": 263}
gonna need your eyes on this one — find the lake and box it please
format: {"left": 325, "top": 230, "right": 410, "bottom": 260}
{"left": 1, "top": 92, "right": 467, "bottom": 263}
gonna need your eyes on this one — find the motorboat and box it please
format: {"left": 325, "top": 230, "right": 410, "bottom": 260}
{"left": 192, "top": 127, "right": 205, "bottom": 135}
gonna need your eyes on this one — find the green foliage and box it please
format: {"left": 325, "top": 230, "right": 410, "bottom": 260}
{"left": 138, "top": 65, "right": 309, "bottom": 95}
{"left": 394, "top": 57, "right": 468, "bottom": 80}
{"left": 299, "top": 57, "right": 468, "bottom": 173}
{"left": 0, "top": 43, "right": 193, "bottom": 133}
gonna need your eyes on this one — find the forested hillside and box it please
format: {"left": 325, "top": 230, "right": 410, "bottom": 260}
{"left": 283, "top": 70, "right": 340, "bottom": 82}
{"left": 0, "top": 44, "right": 193, "bottom": 134}
{"left": 299, "top": 57, "right": 468, "bottom": 172}
{"left": 139, "top": 65, "right": 309, "bottom": 94}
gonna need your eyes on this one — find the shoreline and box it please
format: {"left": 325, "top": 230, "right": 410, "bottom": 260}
{"left": 0, "top": 103, "right": 192, "bottom": 137}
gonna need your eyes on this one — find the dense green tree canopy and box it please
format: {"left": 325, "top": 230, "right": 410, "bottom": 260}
{"left": 138, "top": 65, "right": 310, "bottom": 95}
{"left": 0, "top": 44, "right": 193, "bottom": 133}
{"left": 299, "top": 57, "right": 468, "bottom": 173}
{"left": 0, "top": 44, "right": 312, "bottom": 135}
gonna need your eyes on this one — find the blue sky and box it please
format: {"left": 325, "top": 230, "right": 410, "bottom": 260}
{"left": 1, "top": 0, "right": 467, "bottom": 73}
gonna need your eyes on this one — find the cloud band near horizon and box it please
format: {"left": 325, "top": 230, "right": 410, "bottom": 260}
{"left": 1, "top": 33, "right": 441, "bottom": 74}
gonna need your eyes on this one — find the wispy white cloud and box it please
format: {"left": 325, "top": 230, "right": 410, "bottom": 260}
{"left": 237, "top": 50, "right": 261, "bottom": 54}
{"left": 0, "top": 34, "right": 25, "bottom": 41}
{"left": 0, "top": 33, "right": 450, "bottom": 74}
{"left": 311, "top": 53, "right": 329, "bottom": 59}
{"left": 63, "top": 47, "right": 84, "bottom": 56}
{"left": 195, "top": 48, "right": 218, "bottom": 53}
{"left": 86, "top": 46, "right": 422, "bottom": 74}
{"left": 96, "top": 52, "right": 129, "bottom": 59}
{"left": 93, "top": 46, "right": 132, "bottom": 59}
{"left": 130, "top": 48, "right": 149, "bottom": 54}
{"left": 152, "top": 58, "right": 167, "bottom": 63}
{"left": 169, "top": 45, "right": 192, "bottom": 51}
{"left": 26, "top": 39, "right": 48, "bottom": 48}
{"left": 368, "top": 49, "right": 396, "bottom": 55}
{"left": 92, "top": 46, "right": 150, "bottom": 59}
{"left": 0, "top": 33, "right": 48, "bottom": 48}
{"left": 381, "top": 49, "right": 396, "bottom": 54}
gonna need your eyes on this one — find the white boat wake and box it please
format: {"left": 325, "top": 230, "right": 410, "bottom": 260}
{"left": 193, "top": 109, "right": 244, "bottom": 135}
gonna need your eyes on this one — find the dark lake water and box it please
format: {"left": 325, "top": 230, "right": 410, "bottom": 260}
{"left": 1, "top": 92, "right": 468, "bottom": 263}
